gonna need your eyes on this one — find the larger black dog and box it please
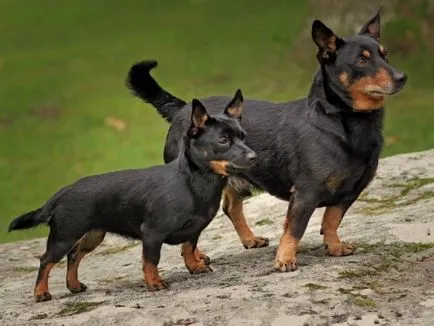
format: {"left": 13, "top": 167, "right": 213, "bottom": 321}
{"left": 8, "top": 90, "right": 257, "bottom": 302}
{"left": 127, "top": 10, "right": 407, "bottom": 272}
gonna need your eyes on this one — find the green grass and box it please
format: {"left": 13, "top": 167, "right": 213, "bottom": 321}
{"left": 1, "top": 1, "right": 433, "bottom": 243}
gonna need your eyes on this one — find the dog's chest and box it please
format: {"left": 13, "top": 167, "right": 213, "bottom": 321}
{"left": 164, "top": 202, "right": 220, "bottom": 244}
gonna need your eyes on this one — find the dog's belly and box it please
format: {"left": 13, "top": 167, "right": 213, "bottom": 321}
{"left": 244, "top": 162, "right": 375, "bottom": 207}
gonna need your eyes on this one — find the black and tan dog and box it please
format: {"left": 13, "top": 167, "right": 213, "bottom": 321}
{"left": 127, "top": 10, "right": 407, "bottom": 272}
{"left": 8, "top": 90, "right": 257, "bottom": 302}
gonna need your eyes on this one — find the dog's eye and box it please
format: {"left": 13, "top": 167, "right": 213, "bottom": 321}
{"left": 358, "top": 57, "right": 367, "bottom": 65}
{"left": 219, "top": 134, "right": 229, "bottom": 145}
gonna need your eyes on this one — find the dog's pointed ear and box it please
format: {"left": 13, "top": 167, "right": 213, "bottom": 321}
{"left": 190, "top": 99, "right": 209, "bottom": 132}
{"left": 224, "top": 89, "right": 243, "bottom": 120}
{"left": 312, "top": 20, "right": 343, "bottom": 57}
{"left": 359, "top": 7, "right": 382, "bottom": 41}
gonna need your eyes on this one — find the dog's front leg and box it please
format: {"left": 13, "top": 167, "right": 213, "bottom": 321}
{"left": 141, "top": 231, "right": 167, "bottom": 291}
{"left": 222, "top": 186, "right": 270, "bottom": 249}
{"left": 273, "top": 191, "right": 317, "bottom": 272}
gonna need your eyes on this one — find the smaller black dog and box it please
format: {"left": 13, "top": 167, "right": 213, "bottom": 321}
{"left": 8, "top": 90, "right": 256, "bottom": 302}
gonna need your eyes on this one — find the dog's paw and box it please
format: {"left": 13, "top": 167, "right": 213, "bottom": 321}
{"left": 273, "top": 245, "right": 298, "bottom": 272}
{"left": 67, "top": 281, "right": 88, "bottom": 294}
{"left": 189, "top": 265, "right": 213, "bottom": 274}
{"left": 187, "top": 260, "right": 213, "bottom": 274}
{"left": 273, "top": 256, "right": 298, "bottom": 272}
{"left": 194, "top": 250, "right": 211, "bottom": 265}
{"left": 243, "top": 236, "right": 270, "bottom": 249}
{"left": 146, "top": 279, "right": 169, "bottom": 292}
{"left": 35, "top": 291, "right": 52, "bottom": 302}
{"left": 326, "top": 242, "right": 355, "bottom": 256}
{"left": 200, "top": 255, "right": 211, "bottom": 265}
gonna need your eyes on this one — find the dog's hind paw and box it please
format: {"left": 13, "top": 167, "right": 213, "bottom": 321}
{"left": 326, "top": 242, "right": 355, "bottom": 256}
{"left": 243, "top": 236, "right": 270, "bottom": 249}
{"left": 188, "top": 264, "right": 213, "bottom": 274}
{"left": 201, "top": 255, "right": 211, "bottom": 265}
{"left": 35, "top": 292, "right": 52, "bottom": 302}
{"left": 67, "top": 281, "right": 88, "bottom": 294}
{"left": 146, "top": 279, "right": 169, "bottom": 292}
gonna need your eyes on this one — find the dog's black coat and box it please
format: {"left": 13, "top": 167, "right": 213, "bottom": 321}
{"left": 8, "top": 93, "right": 256, "bottom": 299}
{"left": 127, "top": 10, "right": 407, "bottom": 270}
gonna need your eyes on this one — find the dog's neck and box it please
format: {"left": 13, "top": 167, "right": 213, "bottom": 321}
{"left": 176, "top": 138, "right": 228, "bottom": 201}
{"left": 307, "top": 69, "right": 384, "bottom": 162}
{"left": 307, "top": 69, "right": 351, "bottom": 114}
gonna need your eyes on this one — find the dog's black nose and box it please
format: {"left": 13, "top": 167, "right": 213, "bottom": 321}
{"left": 393, "top": 71, "right": 408, "bottom": 85}
{"left": 246, "top": 151, "right": 257, "bottom": 163}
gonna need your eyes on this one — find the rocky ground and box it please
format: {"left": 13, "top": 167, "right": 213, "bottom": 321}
{"left": 1, "top": 150, "right": 433, "bottom": 326}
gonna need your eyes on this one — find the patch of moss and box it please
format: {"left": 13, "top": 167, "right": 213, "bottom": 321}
{"left": 57, "top": 301, "right": 104, "bottom": 316}
{"left": 101, "top": 275, "right": 126, "bottom": 284}
{"left": 13, "top": 266, "right": 38, "bottom": 273}
{"left": 353, "top": 296, "right": 377, "bottom": 308}
{"left": 338, "top": 287, "right": 377, "bottom": 309}
{"left": 304, "top": 283, "right": 327, "bottom": 291}
{"left": 212, "top": 235, "right": 222, "bottom": 240}
{"left": 29, "top": 313, "right": 48, "bottom": 320}
{"left": 356, "top": 243, "right": 377, "bottom": 251}
{"left": 98, "top": 242, "right": 139, "bottom": 256}
{"left": 339, "top": 242, "right": 434, "bottom": 279}
{"left": 339, "top": 269, "right": 378, "bottom": 279}
{"left": 358, "top": 177, "right": 434, "bottom": 215}
{"left": 389, "top": 242, "right": 434, "bottom": 257}
{"left": 402, "top": 242, "right": 434, "bottom": 252}
{"left": 255, "top": 218, "right": 274, "bottom": 226}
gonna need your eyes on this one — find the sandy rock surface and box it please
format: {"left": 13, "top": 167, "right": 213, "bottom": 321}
{"left": 1, "top": 150, "right": 433, "bottom": 326}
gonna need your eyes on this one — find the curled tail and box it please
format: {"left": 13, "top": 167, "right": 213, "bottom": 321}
{"left": 8, "top": 208, "right": 48, "bottom": 231}
{"left": 126, "top": 60, "right": 187, "bottom": 123}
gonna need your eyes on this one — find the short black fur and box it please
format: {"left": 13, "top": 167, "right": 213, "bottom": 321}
{"left": 126, "top": 9, "right": 407, "bottom": 271}
{"left": 8, "top": 91, "right": 257, "bottom": 301}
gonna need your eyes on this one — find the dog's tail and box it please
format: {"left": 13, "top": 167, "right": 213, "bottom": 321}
{"left": 8, "top": 208, "right": 48, "bottom": 231}
{"left": 8, "top": 186, "right": 69, "bottom": 232}
{"left": 126, "top": 60, "right": 187, "bottom": 123}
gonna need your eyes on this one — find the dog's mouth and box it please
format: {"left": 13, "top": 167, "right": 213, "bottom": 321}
{"left": 226, "top": 162, "right": 255, "bottom": 174}
{"left": 364, "top": 85, "right": 402, "bottom": 98}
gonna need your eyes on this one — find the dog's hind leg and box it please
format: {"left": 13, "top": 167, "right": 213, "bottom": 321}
{"left": 274, "top": 191, "right": 317, "bottom": 272}
{"left": 320, "top": 204, "right": 355, "bottom": 256}
{"left": 181, "top": 242, "right": 211, "bottom": 265}
{"left": 222, "top": 186, "right": 269, "bottom": 249}
{"left": 35, "top": 229, "right": 86, "bottom": 302}
{"left": 181, "top": 238, "right": 213, "bottom": 274}
{"left": 66, "top": 230, "right": 106, "bottom": 293}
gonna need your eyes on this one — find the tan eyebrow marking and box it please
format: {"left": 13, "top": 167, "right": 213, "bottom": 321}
{"left": 362, "top": 50, "right": 371, "bottom": 58}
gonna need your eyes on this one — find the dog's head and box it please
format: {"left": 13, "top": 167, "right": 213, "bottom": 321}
{"left": 186, "top": 89, "right": 257, "bottom": 176}
{"left": 312, "top": 8, "right": 407, "bottom": 112}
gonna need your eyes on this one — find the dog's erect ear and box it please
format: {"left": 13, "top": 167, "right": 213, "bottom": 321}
{"left": 359, "top": 8, "right": 381, "bottom": 41}
{"left": 224, "top": 89, "right": 243, "bottom": 120}
{"left": 191, "top": 99, "right": 209, "bottom": 132}
{"left": 312, "top": 20, "right": 343, "bottom": 57}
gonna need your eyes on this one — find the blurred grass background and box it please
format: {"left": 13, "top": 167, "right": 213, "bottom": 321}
{"left": 1, "top": 0, "right": 433, "bottom": 243}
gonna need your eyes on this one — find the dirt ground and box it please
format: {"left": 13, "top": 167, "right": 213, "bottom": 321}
{"left": 1, "top": 150, "right": 433, "bottom": 326}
